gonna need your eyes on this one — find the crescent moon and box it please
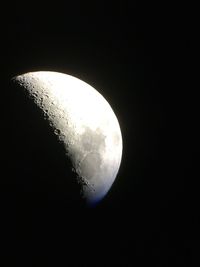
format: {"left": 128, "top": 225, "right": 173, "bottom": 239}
{"left": 12, "top": 71, "right": 123, "bottom": 206}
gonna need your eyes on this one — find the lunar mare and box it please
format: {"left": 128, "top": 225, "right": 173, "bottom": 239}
{"left": 12, "top": 71, "right": 122, "bottom": 205}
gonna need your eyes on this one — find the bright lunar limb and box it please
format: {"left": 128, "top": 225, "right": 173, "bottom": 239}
{"left": 12, "top": 71, "right": 123, "bottom": 206}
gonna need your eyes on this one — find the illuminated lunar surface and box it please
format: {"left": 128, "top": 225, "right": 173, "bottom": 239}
{"left": 12, "top": 71, "right": 122, "bottom": 205}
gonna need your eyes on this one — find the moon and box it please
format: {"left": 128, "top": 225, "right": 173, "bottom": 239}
{"left": 11, "top": 71, "right": 122, "bottom": 206}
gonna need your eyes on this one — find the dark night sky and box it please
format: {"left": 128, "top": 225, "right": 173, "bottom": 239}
{"left": 1, "top": 2, "right": 196, "bottom": 266}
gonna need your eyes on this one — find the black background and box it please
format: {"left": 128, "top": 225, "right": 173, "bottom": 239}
{"left": 1, "top": 2, "right": 196, "bottom": 266}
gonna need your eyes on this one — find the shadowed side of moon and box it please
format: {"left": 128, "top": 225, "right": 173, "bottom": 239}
{"left": 5, "top": 79, "right": 84, "bottom": 208}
